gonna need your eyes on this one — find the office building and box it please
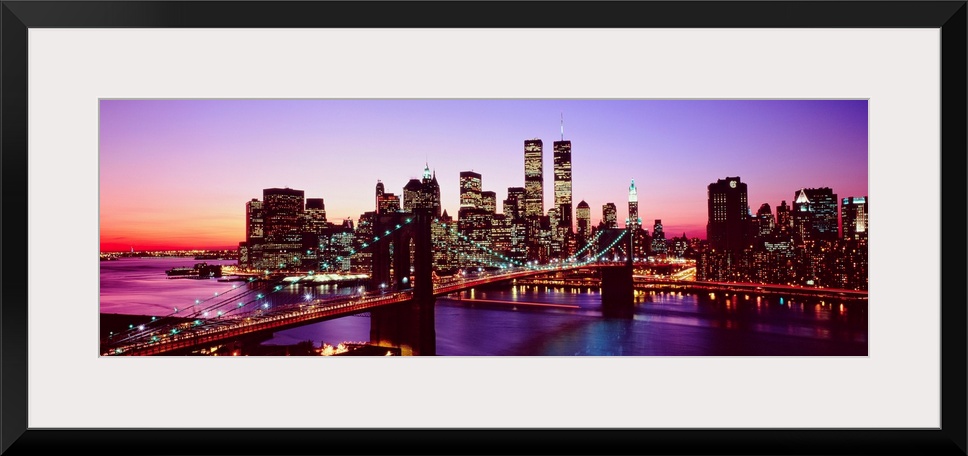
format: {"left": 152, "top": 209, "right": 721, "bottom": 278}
{"left": 482, "top": 191, "right": 497, "bottom": 214}
{"left": 602, "top": 203, "right": 617, "bottom": 229}
{"left": 841, "top": 196, "right": 868, "bottom": 240}
{"left": 576, "top": 200, "right": 591, "bottom": 254}
{"left": 706, "top": 177, "right": 751, "bottom": 256}
{"left": 263, "top": 187, "right": 304, "bottom": 242}
{"left": 553, "top": 139, "right": 573, "bottom": 231}
{"left": 792, "top": 187, "right": 838, "bottom": 242}
{"left": 523, "top": 139, "right": 544, "bottom": 218}
{"left": 651, "top": 219, "right": 667, "bottom": 255}
{"left": 459, "top": 171, "right": 482, "bottom": 212}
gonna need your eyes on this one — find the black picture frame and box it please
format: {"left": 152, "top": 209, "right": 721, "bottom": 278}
{"left": 2, "top": 1, "right": 965, "bottom": 455}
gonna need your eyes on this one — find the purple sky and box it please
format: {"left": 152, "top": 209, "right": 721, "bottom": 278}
{"left": 99, "top": 99, "right": 868, "bottom": 251}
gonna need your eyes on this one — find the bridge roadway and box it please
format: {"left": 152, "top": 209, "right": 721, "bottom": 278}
{"left": 106, "top": 263, "right": 632, "bottom": 356}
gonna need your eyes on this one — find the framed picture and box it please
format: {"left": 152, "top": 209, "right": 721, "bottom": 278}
{"left": 2, "top": 1, "right": 964, "bottom": 454}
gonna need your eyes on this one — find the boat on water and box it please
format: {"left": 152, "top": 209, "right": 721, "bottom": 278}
{"left": 165, "top": 262, "right": 222, "bottom": 278}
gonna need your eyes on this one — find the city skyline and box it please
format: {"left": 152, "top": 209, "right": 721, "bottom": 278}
{"left": 99, "top": 99, "right": 868, "bottom": 251}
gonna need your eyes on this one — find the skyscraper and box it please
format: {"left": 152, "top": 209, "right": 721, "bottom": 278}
{"left": 775, "top": 200, "right": 792, "bottom": 237}
{"left": 245, "top": 199, "right": 264, "bottom": 246}
{"left": 403, "top": 178, "right": 423, "bottom": 213}
{"left": 602, "top": 203, "right": 617, "bottom": 228}
{"left": 553, "top": 139, "right": 573, "bottom": 231}
{"left": 755, "top": 203, "right": 775, "bottom": 238}
{"left": 576, "top": 200, "right": 591, "bottom": 253}
{"left": 305, "top": 198, "right": 327, "bottom": 234}
{"left": 523, "top": 139, "right": 543, "bottom": 218}
{"left": 403, "top": 164, "right": 442, "bottom": 217}
{"left": 375, "top": 180, "right": 385, "bottom": 213}
{"left": 378, "top": 193, "right": 400, "bottom": 214}
{"left": 628, "top": 179, "right": 640, "bottom": 228}
{"left": 263, "top": 187, "right": 305, "bottom": 242}
{"left": 459, "top": 171, "right": 482, "bottom": 212}
{"left": 706, "top": 177, "right": 751, "bottom": 255}
{"left": 424, "top": 166, "right": 442, "bottom": 218}
{"left": 481, "top": 191, "right": 497, "bottom": 214}
{"left": 792, "top": 187, "right": 838, "bottom": 242}
{"left": 651, "top": 219, "right": 667, "bottom": 254}
{"left": 503, "top": 187, "right": 526, "bottom": 220}
{"left": 504, "top": 187, "right": 528, "bottom": 264}
{"left": 841, "top": 196, "right": 868, "bottom": 240}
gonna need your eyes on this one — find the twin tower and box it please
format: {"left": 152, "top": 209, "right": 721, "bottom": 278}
{"left": 523, "top": 138, "right": 572, "bottom": 230}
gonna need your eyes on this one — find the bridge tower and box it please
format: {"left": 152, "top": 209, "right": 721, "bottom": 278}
{"left": 601, "top": 227, "right": 635, "bottom": 318}
{"left": 369, "top": 208, "right": 436, "bottom": 355}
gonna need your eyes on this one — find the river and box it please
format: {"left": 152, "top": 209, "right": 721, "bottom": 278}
{"left": 100, "top": 257, "right": 867, "bottom": 356}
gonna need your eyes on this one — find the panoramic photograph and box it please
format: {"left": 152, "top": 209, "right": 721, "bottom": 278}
{"left": 99, "top": 99, "right": 868, "bottom": 356}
